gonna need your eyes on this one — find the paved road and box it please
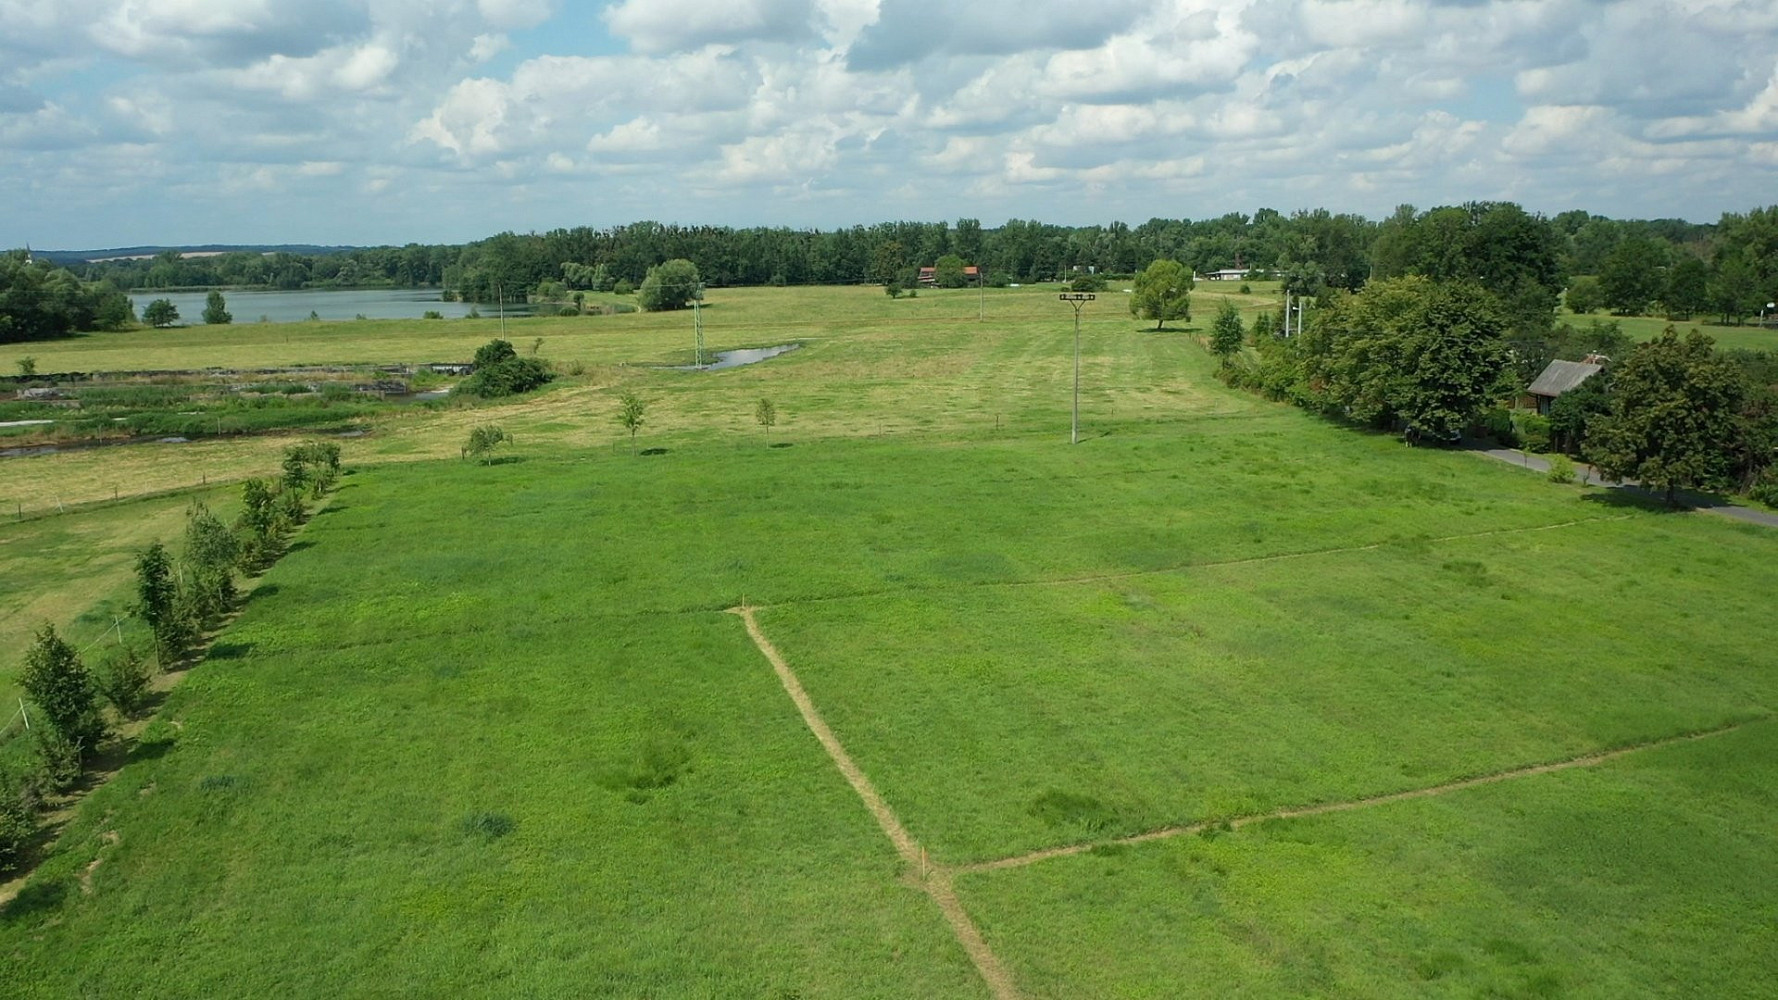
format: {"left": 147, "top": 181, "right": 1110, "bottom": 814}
{"left": 1469, "top": 446, "right": 1778, "bottom": 529}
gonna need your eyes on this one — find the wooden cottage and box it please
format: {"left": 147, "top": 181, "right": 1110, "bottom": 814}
{"left": 1525, "top": 358, "right": 1604, "bottom": 415}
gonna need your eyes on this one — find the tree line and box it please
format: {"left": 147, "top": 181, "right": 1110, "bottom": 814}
{"left": 0, "top": 443, "right": 341, "bottom": 873}
{"left": 15, "top": 203, "right": 1769, "bottom": 316}
{"left": 7, "top": 203, "right": 1772, "bottom": 346}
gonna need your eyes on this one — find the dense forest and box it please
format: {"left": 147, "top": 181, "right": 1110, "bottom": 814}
{"left": 4, "top": 204, "right": 1776, "bottom": 344}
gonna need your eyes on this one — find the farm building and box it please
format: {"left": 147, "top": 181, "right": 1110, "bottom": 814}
{"left": 1199, "top": 268, "right": 1250, "bottom": 281}
{"left": 1524, "top": 357, "right": 1604, "bottom": 415}
{"left": 916, "top": 265, "right": 980, "bottom": 287}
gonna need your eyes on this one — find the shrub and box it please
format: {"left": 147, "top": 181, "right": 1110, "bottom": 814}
{"left": 32, "top": 725, "right": 83, "bottom": 793}
{"left": 474, "top": 339, "right": 517, "bottom": 367}
{"left": 1479, "top": 408, "right": 1518, "bottom": 447}
{"left": 1546, "top": 454, "right": 1576, "bottom": 484}
{"left": 0, "top": 768, "right": 35, "bottom": 873}
{"left": 423, "top": 310, "right": 443, "bottom": 320}
{"left": 465, "top": 425, "right": 510, "bottom": 464}
{"left": 1068, "top": 273, "right": 1107, "bottom": 293}
{"left": 1238, "top": 283, "right": 1252, "bottom": 295}
{"left": 96, "top": 645, "right": 154, "bottom": 717}
{"left": 618, "top": 393, "right": 646, "bottom": 452}
{"left": 612, "top": 279, "right": 634, "bottom": 296}
{"left": 1750, "top": 467, "right": 1778, "bottom": 508}
{"left": 1513, "top": 412, "right": 1552, "bottom": 453}
{"left": 276, "top": 487, "right": 308, "bottom": 526}
{"left": 457, "top": 356, "right": 552, "bottom": 398}
{"left": 457, "top": 339, "right": 554, "bottom": 398}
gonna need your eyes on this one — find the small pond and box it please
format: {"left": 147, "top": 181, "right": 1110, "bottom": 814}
{"left": 673, "top": 344, "right": 801, "bottom": 371}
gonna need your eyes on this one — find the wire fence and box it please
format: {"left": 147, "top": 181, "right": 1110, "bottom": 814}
{"left": 5, "top": 475, "right": 237, "bottom": 525}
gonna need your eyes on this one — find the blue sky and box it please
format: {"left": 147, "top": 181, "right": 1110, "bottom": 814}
{"left": 2, "top": 0, "right": 1776, "bottom": 249}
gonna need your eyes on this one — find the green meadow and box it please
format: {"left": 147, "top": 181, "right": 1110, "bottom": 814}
{"left": 2, "top": 284, "right": 1775, "bottom": 997}
{"left": 1560, "top": 307, "right": 1778, "bottom": 352}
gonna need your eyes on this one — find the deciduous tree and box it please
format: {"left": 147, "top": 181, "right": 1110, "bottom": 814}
{"left": 1662, "top": 256, "right": 1709, "bottom": 319}
{"left": 1130, "top": 259, "right": 1192, "bottom": 330}
{"left": 143, "top": 299, "right": 178, "bottom": 328}
{"left": 1564, "top": 275, "right": 1604, "bottom": 314}
{"left": 202, "top": 290, "right": 232, "bottom": 325}
{"left": 1590, "top": 328, "right": 1746, "bottom": 505}
{"left": 934, "top": 254, "right": 968, "bottom": 288}
{"left": 618, "top": 393, "right": 646, "bottom": 452}
{"left": 1209, "top": 300, "right": 1244, "bottom": 366}
{"left": 1599, "top": 236, "right": 1666, "bottom": 315}
{"left": 20, "top": 623, "right": 106, "bottom": 754}
{"left": 638, "top": 259, "right": 701, "bottom": 311}
{"left": 183, "top": 501, "right": 240, "bottom": 625}
{"left": 465, "top": 425, "right": 510, "bottom": 464}
{"left": 135, "top": 541, "right": 193, "bottom": 665}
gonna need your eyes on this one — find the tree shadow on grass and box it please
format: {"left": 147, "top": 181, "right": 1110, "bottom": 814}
{"left": 640, "top": 447, "right": 670, "bottom": 457}
{"left": 0, "top": 879, "right": 68, "bottom": 923}
{"left": 205, "top": 640, "right": 256, "bottom": 661}
{"left": 127, "top": 734, "right": 176, "bottom": 765}
{"left": 1580, "top": 487, "right": 1680, "bottom": 513}
{"left": 769, "top": 442, "right": 793, "bottom": 449}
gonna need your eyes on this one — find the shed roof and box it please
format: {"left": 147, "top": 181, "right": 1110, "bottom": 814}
{"left": 1527, "top": 359, "right": 1603, "bottom": 398}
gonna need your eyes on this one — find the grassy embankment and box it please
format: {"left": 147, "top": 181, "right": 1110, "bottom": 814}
{"left": 1, "top": 283, "right": 1774, "bottom": 997}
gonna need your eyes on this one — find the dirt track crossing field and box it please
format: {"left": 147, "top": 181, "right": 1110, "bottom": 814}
{"left": 734, "top": 598, "right": 1761, "bottom": 1000}
{"left": 731, "top": 605, "right": 1022, "bottom": 1000}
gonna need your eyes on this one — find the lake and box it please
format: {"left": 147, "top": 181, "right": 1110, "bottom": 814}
{"left": 127, "top": 288, "right": 537, "bottom": 325}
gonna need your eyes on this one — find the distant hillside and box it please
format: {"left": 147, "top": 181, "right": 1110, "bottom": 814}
{"left": 31, "top": 244, "right": 363, "bottom": 264}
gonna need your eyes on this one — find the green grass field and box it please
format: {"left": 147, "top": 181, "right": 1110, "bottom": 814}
{"left": 2, "top": 284, "right": 1774, "bottom": 997}
{"left": 0, "top": 485, "right": 236, "bottom": 707}
{"left": 1561, "top": 307, "right": 1778, "bottom": 352}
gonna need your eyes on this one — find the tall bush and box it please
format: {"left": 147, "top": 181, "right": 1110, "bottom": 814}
{"left": 136, "top": 542, "right": 195, "bottom": 665}
{"left": 183, "top": 501, "right": 240, "bottom": 626}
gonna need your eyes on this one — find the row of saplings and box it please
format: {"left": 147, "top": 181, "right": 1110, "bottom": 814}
{"left": 0, "top": 442, "right": 341, "bottom": 873}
